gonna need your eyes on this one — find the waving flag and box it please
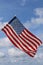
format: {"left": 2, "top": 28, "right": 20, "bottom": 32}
{"left": 2, "top": 16, "right": 42, "bottom": 57}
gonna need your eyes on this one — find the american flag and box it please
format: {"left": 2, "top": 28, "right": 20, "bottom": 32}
{"left": 2, "top": 16, "right": 42, "bottom": 57}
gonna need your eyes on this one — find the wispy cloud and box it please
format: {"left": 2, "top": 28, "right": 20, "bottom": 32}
{"left": 34, "top": 8, "right": 43, "bottom": 18}
{"left": 8, "top": 48, "right": 24, "bottom": 57}
{"left": 21, "top": 0, "right": 26, "bottom": 6}
{"left": 24, "top": 8, "right": 43, "bottom": 29}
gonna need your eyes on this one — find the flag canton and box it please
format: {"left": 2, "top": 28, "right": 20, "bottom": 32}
{"left": 9, "top": 16, "right": 25, "bottom": 35}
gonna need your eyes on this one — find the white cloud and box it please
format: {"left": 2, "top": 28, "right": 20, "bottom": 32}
{"left": 24, "top": 8, "right": 43, "bottom": 29}
{"left": 34, "top": 8, "right": 43, "bottom": 17}
{"left": 32, "top": 8, "right": 43, "bottom": 24}
{"left": 34, "top": 53, "right": 43, "bottom": 62}
{"left": 31, "top": 17, "right": 43, "bottom": 25}
{"left": 0, "top": 37, "right": 13, "bottom": 47}
{"left": 8, "top": 48, "right": 24, "bottom": 57}
{"left": 0, "top": 52, "right": 5, "bottom": 57}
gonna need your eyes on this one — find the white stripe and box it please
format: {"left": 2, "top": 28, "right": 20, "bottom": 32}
{"left": 5, "top": 26, "right": 29, "bottom": 52}
{"left": 24, "top": 29, "right": 41, "bottom": 45}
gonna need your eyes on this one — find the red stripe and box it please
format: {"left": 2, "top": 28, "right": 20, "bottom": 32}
{"left": 25, "top": 29, "right": 42, "bottom": 43}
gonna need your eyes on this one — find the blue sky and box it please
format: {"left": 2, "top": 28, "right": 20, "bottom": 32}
{"left": 0, "top": 0, "right": 43, "bottom": 65}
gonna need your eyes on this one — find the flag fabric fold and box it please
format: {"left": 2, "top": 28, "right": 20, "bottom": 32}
{"left": 2, "top": 16, "right": 42, "bottom": 57}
